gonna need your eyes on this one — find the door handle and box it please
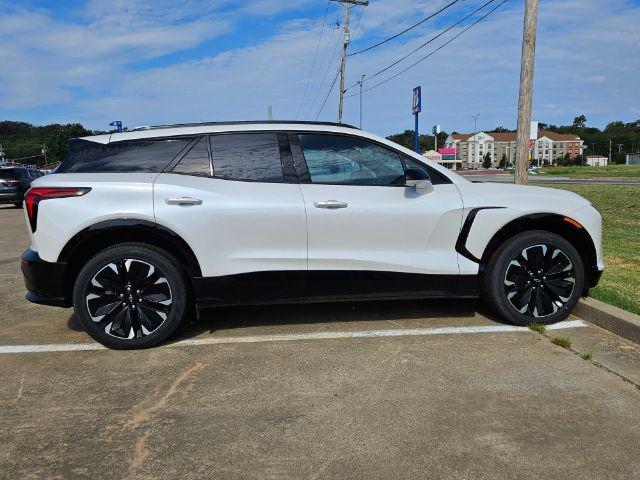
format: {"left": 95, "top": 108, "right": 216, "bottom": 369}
{"left": 313, "top": 200, "right": 348, "bottom": 209}
{"left": 165, "top": 197, "right": 203, "bottom": 206}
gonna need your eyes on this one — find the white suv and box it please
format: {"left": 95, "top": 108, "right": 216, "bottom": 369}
{"left": 20, "top": 121, "right": 604, "bottom": 349}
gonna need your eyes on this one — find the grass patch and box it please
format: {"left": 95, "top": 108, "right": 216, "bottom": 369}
{"left": 549, "top": 185, "right": 640, "bottom": 316}
{"left": 552, "top": 336, "right": 572, "bottom": 348}
{"left": 528, "top": 322, "right": 547, "bottom": 334}
{"left": 581, "top": 352, "right": 593, "bottom": 360}
{"left": 538, "top": 165, "right": 640, "bottom": 178}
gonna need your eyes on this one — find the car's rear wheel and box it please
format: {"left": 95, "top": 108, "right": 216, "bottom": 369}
{"left": 483, "top": 231, "right": 585, "bottom": 325}
{"left": 73, "top": 243, "right": 188, "bottom": 349}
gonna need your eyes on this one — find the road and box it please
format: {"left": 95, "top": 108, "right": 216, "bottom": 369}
{"left": 1, "top": 204, "right": 639, "bottom": 480}
{"left": 459, "top": 173, "right": 640, "bottom": 185}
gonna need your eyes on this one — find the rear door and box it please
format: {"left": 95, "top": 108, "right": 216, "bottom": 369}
{"left": 290, "top": 132, "right": 464, "bottom": 295}
{"left": 153, "top": 132, "right": 308, "bottom": 304}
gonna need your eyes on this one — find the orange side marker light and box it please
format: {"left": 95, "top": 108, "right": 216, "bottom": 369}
{"left": 563, "top": 217, "right": 583, "bottom": 229}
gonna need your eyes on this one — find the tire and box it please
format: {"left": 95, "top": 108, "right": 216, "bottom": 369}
{"left": 14, "top": 202, "right": 22, "bottom": 208}
{"left": 72, "top": 243, "right": 189, "bottom": 349}
{"left": 482, "top": 230, "right": 585, "bottom": 326}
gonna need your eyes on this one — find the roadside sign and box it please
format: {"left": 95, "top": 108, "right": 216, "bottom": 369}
{"left": 432, "top": 124, "right": 441, "bottom": 135}
{"left": 412, "top": 86, "right": 422, "bottom": 114}
{"left": 530, "top": 121, "right": 538, "bottom": 140}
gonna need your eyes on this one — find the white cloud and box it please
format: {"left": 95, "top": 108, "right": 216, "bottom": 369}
{"left": 0, "top": 0, "right": 638, "bottom": 134}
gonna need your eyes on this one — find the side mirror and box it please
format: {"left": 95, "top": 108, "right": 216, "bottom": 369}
{"left": 405, "top": 168, "right": 434, "bottom": 195}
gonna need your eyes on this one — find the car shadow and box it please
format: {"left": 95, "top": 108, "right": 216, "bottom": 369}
{"left": 66, "top": 298, "right": 508, "bottom": 342}
{"left": 176, "top": 298, "right": 508, "bottom": 339}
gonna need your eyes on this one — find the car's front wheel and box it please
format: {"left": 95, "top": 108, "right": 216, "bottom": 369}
{"left": 73, "top": 243, "right": 188, "bottom": 349}
{"left": 483, "top": 231, "right": 585, "bottom": 325}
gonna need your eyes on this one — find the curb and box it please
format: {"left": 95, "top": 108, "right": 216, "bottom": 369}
{"left": 574, "top": 297, "right": 640, "bottom": 344}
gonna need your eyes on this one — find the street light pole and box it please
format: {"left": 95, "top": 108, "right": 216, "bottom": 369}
{"left": 471, "top": 114, "right": 480, "bottom": 166}
{"left": 357, "top": 74, "right": 365, "bottom": 128}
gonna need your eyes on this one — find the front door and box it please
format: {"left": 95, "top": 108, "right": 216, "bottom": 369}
{"left": 291, "top": 132, "right": 463, "bottom": 295}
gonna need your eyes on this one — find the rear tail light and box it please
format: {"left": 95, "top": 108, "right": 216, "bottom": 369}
{"left": 24, "top": 187, "right": 91, "bottom": 232}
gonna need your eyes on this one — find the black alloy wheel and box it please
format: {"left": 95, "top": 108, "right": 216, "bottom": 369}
{"left": 86, "top": 258, "right": 173, "bottom": 339}
{"left": 503, "top": 244, "right": 576, "bottom": 318}
{"left": 73, "top": 244, "right": 187, "bottom": 349}
{"left": 483, "top": 230, "right": 585, "bottom": 326}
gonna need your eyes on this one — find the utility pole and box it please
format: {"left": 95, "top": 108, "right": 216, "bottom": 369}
{"left": 514, "top": 0, "right": 538, "bottom": 185}
{"left": 357, "top": 74, "right": 366, "bottom": 128}
{"left": 331, "top": 0, "right": 368, "bottom": 124}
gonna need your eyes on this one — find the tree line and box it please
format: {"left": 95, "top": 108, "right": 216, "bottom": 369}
{"left": 1, "top": 116, "right": 638, "bottom": 167}
{"left": 0, "top": 121, "right": 103, "bottom": 166}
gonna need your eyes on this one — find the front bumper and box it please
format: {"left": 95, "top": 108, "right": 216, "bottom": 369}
{"left": 21, "top": 249, "right": 71, "bottom": 307}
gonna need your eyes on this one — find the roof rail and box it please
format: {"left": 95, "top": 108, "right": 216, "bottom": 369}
{"left": 130, "top": 120, "right": 360, "bottom": 132}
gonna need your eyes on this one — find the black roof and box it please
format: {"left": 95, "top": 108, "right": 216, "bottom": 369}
{"left": 130, "top": 120, "right": 359, "bottom": 132}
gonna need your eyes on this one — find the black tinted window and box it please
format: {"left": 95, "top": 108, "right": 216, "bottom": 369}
{"left": 58, "top": 138, "right": 191, "bottom": 173}
{"left": 0, "top": 169, "right": 22, "bottom": 180}
{"left": 298, "top": 134, "right": 405, "bottom": 186}
{"left": 211, "top": 133, "right": 283, "bottom": 182}
{"left": 172, "top": 137, "right": 211, "bottom": 176}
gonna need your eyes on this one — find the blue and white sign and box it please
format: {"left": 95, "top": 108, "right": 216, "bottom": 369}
{"left": 412, "top": 86, "right": 422, "bottom": 114}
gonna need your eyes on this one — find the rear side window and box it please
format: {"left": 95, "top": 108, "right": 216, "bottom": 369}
{"left": 58, "top": 138, "right": 192, "bottom": 173}
{"left": 210, "top": 133, "right": 284, "bottom": 182}
{"left": 172, "top": 137, "right": 211, "bottom": 176}
{"left": 0, "top": 169, "right": 21, "bottom": 180}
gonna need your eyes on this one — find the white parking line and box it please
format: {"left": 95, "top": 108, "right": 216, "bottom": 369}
{"left": 0, "top": 320, "right": 586, "bottom": 354}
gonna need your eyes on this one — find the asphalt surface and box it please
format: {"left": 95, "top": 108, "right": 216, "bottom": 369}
{"left": 1, "top": 204, "right": 639, "bottom": 480}
{"left": 460, "top": 173, "right": 640, "bottom": 185}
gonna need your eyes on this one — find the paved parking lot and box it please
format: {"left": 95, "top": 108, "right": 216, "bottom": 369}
{"left": 1, "top": 204, "right": 639, "bottom": 479}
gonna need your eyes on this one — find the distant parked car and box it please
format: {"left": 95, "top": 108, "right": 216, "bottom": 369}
{"left": 0, "top": 167, "right": 44, "bottom": 207}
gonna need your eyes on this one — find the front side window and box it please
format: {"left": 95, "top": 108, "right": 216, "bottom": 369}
{"left": 210, "top": 133, "right": 284, "bottom": 182}
{"left": 298, "top": 134, "right": 405, "bottom": 186}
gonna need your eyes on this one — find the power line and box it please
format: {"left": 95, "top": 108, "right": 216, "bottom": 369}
{"left": 345, "top": 0, "right": 498, "bottom": 91}
{"left": 296, "top": 1, "right": 331, "bottom": 119}
{"left": 352, "top": 4, "right": 366, "bottom": 35}
{"left": 315, "top": 69, "right": 341, "bottom": 120}
{"left": 304, "top": 22, "right": 343, "bottom": 120}
{"left": 349, "top": 0, "right": 464, "bottom": 56}
{"left": 346, "top": 0, "right": 509, "bottom": 98}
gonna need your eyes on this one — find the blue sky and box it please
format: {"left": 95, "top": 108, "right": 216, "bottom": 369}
{"left": 0, "top": 0, "right": 639, "bottom": 136}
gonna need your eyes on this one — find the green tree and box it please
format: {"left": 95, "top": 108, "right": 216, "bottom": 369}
{"left": 572, "top": 115, "right": 587, "bottom": 128}
{"left": 482, "top": 152, "right": 492, "bottom": 169}
{"left": 499, "top": 153, "right": 507, "bottom": 168}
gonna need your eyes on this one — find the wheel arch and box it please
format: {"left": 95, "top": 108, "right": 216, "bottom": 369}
{"left": 479, "top": 213, "right": 599, "bottom": 291}
{"left": 58, "top": 219, "right": 202, "bottom": 302}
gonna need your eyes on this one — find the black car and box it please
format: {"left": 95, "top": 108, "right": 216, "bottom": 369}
{"left": 0, "top": 167, "right": 44, "bottom": 207}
